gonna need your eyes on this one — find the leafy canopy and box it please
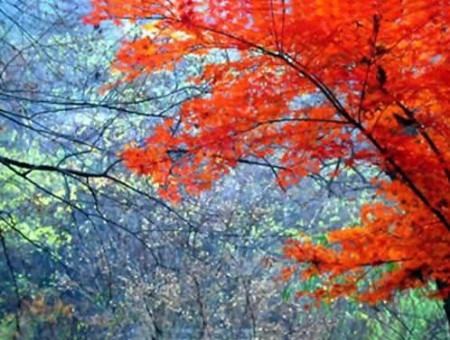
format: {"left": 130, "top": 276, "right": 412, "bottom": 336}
{"left": 86, "top": 0, "right": 449, "bottom": 305}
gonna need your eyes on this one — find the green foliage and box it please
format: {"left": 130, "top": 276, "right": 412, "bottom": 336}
{"left": 0, "top": 314, "right": 18, "bottom": 340}
{"left": 367, "top": 290, "right": 449, "bottom": 340}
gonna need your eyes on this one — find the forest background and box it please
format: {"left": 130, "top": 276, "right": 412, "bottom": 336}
{"left": 0, "top": 0, "right": 448, "bottom": 339}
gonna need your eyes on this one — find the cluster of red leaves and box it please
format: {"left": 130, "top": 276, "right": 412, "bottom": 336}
{"left": 86, "top": 0, "right": 450, "bottom": 304}
{"left": 284, "top": 201, "right": 450, "bottom": 303}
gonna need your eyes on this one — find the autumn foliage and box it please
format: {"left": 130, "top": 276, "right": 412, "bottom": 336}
{"left": 86, "top": 1, "right": 450, "bottom": 307}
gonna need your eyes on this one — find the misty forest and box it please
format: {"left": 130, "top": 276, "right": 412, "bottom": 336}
{"left": 0, "top": 0, "right": 449, "bottom": 339}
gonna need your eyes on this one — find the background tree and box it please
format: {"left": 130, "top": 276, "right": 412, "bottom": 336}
{"left": 0, "top": 0, "right": 448, "bottom": 338}
{"left": 87, "top": 0, "right": 450, "bottom": 325}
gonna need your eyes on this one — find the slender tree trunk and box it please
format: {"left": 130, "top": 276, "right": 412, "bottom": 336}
{"left": 436, "top": 280, "right": 450, "bottom": 327}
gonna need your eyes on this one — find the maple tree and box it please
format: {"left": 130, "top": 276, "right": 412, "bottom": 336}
{"left": 86, "top": 0, "right": 450, "bottom": 322}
